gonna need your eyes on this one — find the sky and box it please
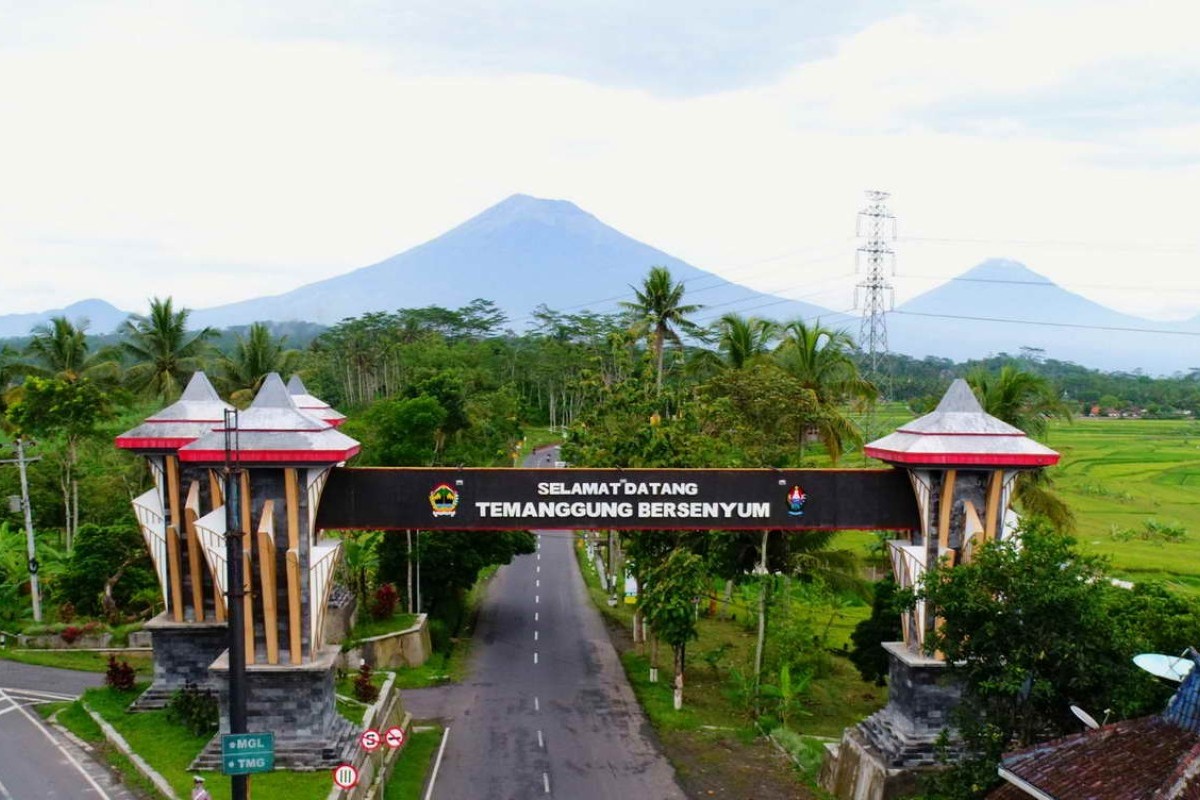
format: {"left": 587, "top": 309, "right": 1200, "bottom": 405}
{"left": 2, "top": 0, "right": 1199, "bottom": 322}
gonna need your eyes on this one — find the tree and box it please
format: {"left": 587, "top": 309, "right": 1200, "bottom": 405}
{"left": 967, "top": 365, "right": 1075, "bottom": 531}
{"left": 346, "top": 396, "right": 447, "bottom": 467}
{"left": 620, "top": 266, "right": 703, "bottom": 394}
{"left": 914, "top": 519, "right": 1188, "bottom": 798}
{"left": 641, "top": 548, "right": 708, "bottom": 710}
{"left": 60, "top": 524, "right": 156, "bottom": 620}
{"left": 22, "top": 316, "right": 120, "bottom": 385}
{"left": 217, "top": 323, "right": 301, "bottom": 404}
{"left": 775, "top": 320, "right": 875, "bottom": 463}
{"left": 848, "top": 574, "right": 903, "bottom": 685}
{"left": 120, "top": 297, "right": 215, "bottom": 400}
{"left": 714, "top": 314, "right": 777, "bottom": 370}
{"left": 6, "top": 377, "right": 112, "bottom": 551}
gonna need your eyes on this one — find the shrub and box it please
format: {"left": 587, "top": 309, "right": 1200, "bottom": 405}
{"left": 166, "top": 682, "right": 218, "bottom": 736}
{"left": 60, "top": 625, "right": 83, "bottom": 644}
{"left": 353, "top": 662, "right": 379, "bottom": 703}
{"left": 104, "top": 655, "right": 137, "bottom": 692}
{"left": 370, "top": 583, "right": 399, "bottom": 621}
{"left": 58, "top": 602, "right": 76, "bottom": 623}
{"left": 427, "top": 618, "right": 450, "bottom": 655}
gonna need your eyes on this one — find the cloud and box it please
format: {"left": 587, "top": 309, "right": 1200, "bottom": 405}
{"left": 0, "top": 0, "right": 1197, "bottom": 320}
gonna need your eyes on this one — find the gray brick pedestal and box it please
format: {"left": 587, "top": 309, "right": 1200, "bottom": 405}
{"left": 820, "top": 642, "right": 962, "bottom": 799}
{"left": 192, "top": 645, "right": 357, "bottom": 770}
{"left": 131, "top": 613, "right": 228, "bottom": 710}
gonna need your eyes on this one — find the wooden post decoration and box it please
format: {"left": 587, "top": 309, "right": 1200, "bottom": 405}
{"left": 184, "top": 481, "right": 205, "bottom": 622}
{"left": 257, "top": 501, "right": 279, "bottom": 665}
{"left": 165, "top": 524, "right": 185, "bottom": 622}
{"left": 286, "top": 549, "right": 302, "bottom": 665}
{"left": 937, "top": 469, "right": 957, "bottom": 551}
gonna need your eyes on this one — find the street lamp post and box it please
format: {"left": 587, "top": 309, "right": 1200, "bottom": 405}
{"left": 223, "top": 410, "right": 249, "bottom": 800}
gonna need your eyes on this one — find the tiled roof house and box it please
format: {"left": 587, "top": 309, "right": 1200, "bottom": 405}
{"left": 992, "top": 652, "right": 1200, "bottom": 799}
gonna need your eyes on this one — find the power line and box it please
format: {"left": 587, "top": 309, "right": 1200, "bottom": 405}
{"left": 900, "top": 235, "right": 1199, "bottom": 254}
{"left": 891, "top": 309, "right": 1200, "bottom": 337}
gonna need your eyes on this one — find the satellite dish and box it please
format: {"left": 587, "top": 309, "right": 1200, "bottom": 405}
{"left": 1133, "top": 653, "right": 1195, "bottom": 682}
{"left": 1070, "top": 704, "right": 1099, "bottom": 730}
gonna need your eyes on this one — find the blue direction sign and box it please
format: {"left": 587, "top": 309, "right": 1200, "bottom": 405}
{"left": 221, "top": 732, "right": 275, "bottom": 776}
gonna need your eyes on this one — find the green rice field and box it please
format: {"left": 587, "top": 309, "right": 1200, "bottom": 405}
{"left": 1049, "top": 417, "right": 1200, "bottom": 592}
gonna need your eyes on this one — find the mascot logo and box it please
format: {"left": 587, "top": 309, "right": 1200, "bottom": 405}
{"left": 429, "top": 483, "right": 459, "bottom": 518}
{"left": 787, "top": 485, "right": 807, "bottom": 517}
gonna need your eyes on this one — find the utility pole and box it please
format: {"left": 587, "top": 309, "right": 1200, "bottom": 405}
{"left": 223, "top": 410, "right": 249, "bottom": 800}
{"left": 1, "top": 438, "right": 43, "bottom": 622}
{"left": 855, "top": 190, "right": 896, "bottom": 390}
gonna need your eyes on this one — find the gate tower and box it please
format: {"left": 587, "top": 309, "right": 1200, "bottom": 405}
{"left": 821, "top": 379, "right": 1060, "bottom": 799}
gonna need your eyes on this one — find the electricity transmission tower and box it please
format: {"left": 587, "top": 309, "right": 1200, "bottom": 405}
{"left": 855, "top": 190, "right": 896, "bottom": 391}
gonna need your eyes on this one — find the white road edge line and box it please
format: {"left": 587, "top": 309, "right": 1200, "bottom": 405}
{"left": 535, "top": 595, "right": 539, "bottom": 604}
{"left": 0, "top": 775, "right": 13, "bottom": 800}
{"left": 0, "top": 687, "right": 77, "bottom": 701}
{"left": 423, "top": 726, "right": 451, "bottom": 800}
{"left": 534, "top": 652, "right": 539, "bottom": 664}
{"left": 537, "top": 729, "right": 544, "bottom": 748}
{"left": 535, "top": 612, "right": 539, "bottom": 622}
{"left": 536, "top": 579, "right": 540, "bottom": 587}
{"left": 534, "top": 696, "right": 540, "bottom": 712}
{"left": 0, "top": 688, "right": 111, "bottom": 799}
{"left": 543, "top": 771, "right": 551, "bottom": 794}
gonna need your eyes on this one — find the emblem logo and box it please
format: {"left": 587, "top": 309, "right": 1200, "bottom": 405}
{"left": 787, "top": 485, "right": 807, "bottom": 517}
{"left": 429, "top": 483, "right": 459, "bottom": 517}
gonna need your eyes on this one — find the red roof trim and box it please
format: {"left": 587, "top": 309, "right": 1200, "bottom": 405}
{"left": 895, "top": 429, "right": 1027, "bottom": 437}
{"left": 178, "top": 447, "right": 360, "bottom": 463}
{"left": 864, "top": 447, "right": 1059, "bottom": 467}
{"left": 115, "top": 436, "right": 196, "bottom": 450}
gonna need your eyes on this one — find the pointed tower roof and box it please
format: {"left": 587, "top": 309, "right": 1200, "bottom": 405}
{"left": 178, "top": 373, "right": 359, "bottom": 464}
{"left": 115, "top": 371, "right": 234, "bottom": 451}
{"left": 286, "top": 374, "right": 347, "bottom": 427}
{"left": 864, "top": 379, "right": 1060, "bottom": 467}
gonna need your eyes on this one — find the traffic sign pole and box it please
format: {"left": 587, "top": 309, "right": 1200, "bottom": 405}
{"left": 224, "top": 412, "right": 249, "bottom": 800}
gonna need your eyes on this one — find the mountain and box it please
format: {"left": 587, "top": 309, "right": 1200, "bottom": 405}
{"left": 188, "top": 194, "right": 846, "bottom": 330}
{"left": 888, "top": 259, "right": 1197, "bottom": 374}
{"left": 0, "top": 298, "right": 131, "bottom": 338}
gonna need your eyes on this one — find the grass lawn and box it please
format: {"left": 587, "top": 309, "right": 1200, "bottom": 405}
{"left": 344, "top": 612, "right": 419, "bottom": 644}
{"left": 59, "top": 685, "right": 339, "bottom": 800}
{"left": 383, "top": 726, "right": 444, "bottom": 799}
{"left": 0, "top": 647, "right": 153, "bottom": 675}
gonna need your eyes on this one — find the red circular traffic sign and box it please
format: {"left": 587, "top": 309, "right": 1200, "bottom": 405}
{"left": 332, "top": 763, "right": 359, "bottom": 789}
{"left": 360, "top": 729, "right": 381, "bottom": 752}
{"left": 384, "top": 725, "right": 406, "bottom": 749}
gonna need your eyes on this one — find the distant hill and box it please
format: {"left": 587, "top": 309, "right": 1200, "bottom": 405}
{"left": 4, "top": 199, "right": 1199, "bottom": 375}
{"left": 888, "top": 259, "right": 1200, "bottom": 375}
{"left": 0, "top": 298, "right": 131, "bottom": 338}
{"left": 188, "top": 194, "right": 845, "bottom": 330}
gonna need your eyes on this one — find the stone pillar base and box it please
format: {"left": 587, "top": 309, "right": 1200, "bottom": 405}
{"left": 191, "top": 645, "right": 356, "bottom": 770}
{"left": 131, "top": 612, "right": 228, "bottom": 711}
{"left": 819, "top": 642, "right": 960, "bottom": 799}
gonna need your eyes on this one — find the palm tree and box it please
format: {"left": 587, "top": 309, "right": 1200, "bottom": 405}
{"left": 717, "top": 314, "right": 777, "bottom": 370}
{"left": 775, "top": 320, "right": 876, "bottom": 463}
{"left": 217, "top": 323, "right": 301, "bottom": 405}
{"left": 22, "top": 317, "right": 120, "bottom": 385}
{"left": 120, "top": 297, "right": 216, "bottom": 400}
{"left": 620, "top": 266, "right": 703, "bottom": 394}
{"left": 967, "top": 365, "right": 1075, "bottom": 531}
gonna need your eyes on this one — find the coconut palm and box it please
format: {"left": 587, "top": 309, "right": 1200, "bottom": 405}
{"left": 967, "top": 365, "right": 1075, "bottom": 531}
{"left": 120, "top": 297, "right": 216, "bottom": 400}
{"left": 620, "top": 266, "right": 703, "bottom": 394}
{"left": 217, "top": 323, "right": 302, "bottom": 405}
{"left": 717, "top": 314, "right": 777, "bottom": 369}
{"left": 775, "top": 320, "right": 876, "bottom": 463}
{"left": 22, "top": 317, "right": 121, "bottom": 385}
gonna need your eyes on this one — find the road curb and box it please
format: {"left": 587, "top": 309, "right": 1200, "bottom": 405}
{"left": 83, "top": 703, "right": 180, "bottom": 800}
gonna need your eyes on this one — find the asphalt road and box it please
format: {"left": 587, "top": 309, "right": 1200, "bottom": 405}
{"left": 415, "top": 448, "right": 686, "bottom": 800}
{"left": 0, "top": 660, "right": 137, "bottom": 799}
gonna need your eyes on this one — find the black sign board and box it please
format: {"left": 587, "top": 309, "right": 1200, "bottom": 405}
{"left": 316, "top": 468, "right": 919, "bottom": 531}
